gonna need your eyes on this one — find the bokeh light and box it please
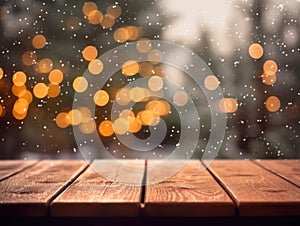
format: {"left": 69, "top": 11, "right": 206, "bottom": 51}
{"left": 146, "top": 100, "right": 170, "bottom": 116}
{"left": 261, "top": 73, "right": 276, "bottom": 85}
{"left": 204, "top": 75, "right": 219, "bottom": 90}
{"left": 114, "top": 27, "right": 129, "bottom": 43}
{"left": 106, "top": 4, "right": 122, "bottom": 19}
{"left": 136, "top": 38, "right": 152, "bottom": 53}
{"left": 115, "top": 88, "right": 131, "bottom": 106}
{"left": 73, "top": 76, "right": 88, "bottom": 93}
{"left": 82, "top": 45, "right": 98, "bottom": 61}
{"left": 87, "top": 10, "right": 103, "bottom": 25}
{"left": 139, "top": 62, "right": 153, "bottom": 77}
{"left": 113, "top": 117, "right": 129, "bottom": 135}
{"left": 147, "top": 49, "right": 163, "bottom": 64}
{"left": 248, "top": 43, "right": 264, "bottom": 59}
{"left": 32, "top": 34, "right": 46, "bottom": 49}
{"left": 12, "top": 71, "right": 27, "bottom": 86}
{"left": 173, "top": 90, "right": 188, "bottom": 107}
{"left": 47, "top": 83, "right": 61, "bottom": 98}
{"left": 99, "top": 120, "right": 114, "bottom": 137}
{"left": 38, "top": 58, "right": 53, "bottom": 73}
{"left": 48, "top": 69, "right": 63, "bottom": 85}
{"left": 33, "top": 83, "right": 48, "bottom": 99}
{"left": 22, "top": 51, "right": 37, "bottom": 66}
{"left": 82, "top": 2, "right": 98, "bottom": 17}
{"left": 265, "top": 96, "right": 281, "bottom": 112}
{"left": 0, "top": 67, "right": 3, "bottom": 79}
{"left": 218, "top": 98, "right": 238, "bottom": 113}
{"left": 263, "top": 60, "right": 278, "bottom": 75}
{"left": 148, "top": 76, "right": 164, "bottom": 92}
{"left": 88, "top": 59, "right": 104, "bottom": 75}
{"left": 67, "top": 109, "right": 83, "bottom": 126}
{"left": 100, "top": 14, "right": 115, "bottom": 28}
{"left": 94, "top": 90, "right": 109, "bottom": 106}
{"left": 55, "top": 112, "right": 70, "bottom": 128}
{"left": 122, "top": 60, "right": 139, "bottom": 76}
{"left": 129, "top": 87, "right": 146, "bottom": 102}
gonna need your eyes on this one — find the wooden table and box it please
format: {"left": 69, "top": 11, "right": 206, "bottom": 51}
{"left": 0, "top": 160, "right": 299, "bottom": 225}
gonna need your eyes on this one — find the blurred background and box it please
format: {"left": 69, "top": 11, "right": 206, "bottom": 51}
{"left": 0, "top": 0, "right": 299, "bottom": 159}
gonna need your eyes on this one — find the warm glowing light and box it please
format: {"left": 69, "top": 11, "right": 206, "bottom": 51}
{"left": 116, "top": 88, "right": 131, "bottom": 106}
{"left": 82, "top": 45, "right": 98, "bottom": 61}
{"left": 113, "top": 117, "right": 129, "bottom": 135}
{"left": 18, "top": 90, "right": 33, "bottom": 104}
{"left": 88, "top": 59, "right": 104, "bottom": 75}
{"left": 204, "top": 75, "right": 219, "bottom": 90}
{"left": 12, "top": 109, "right": 27, "bottom": 120}
{"left": 87, "top": 10, "right": 103, "bottom": 24}
{"left": 148, "top": 76, "right": 164, "bottom": 92}
{"left": 0, "top": 104, "right": 4, "bottom": 117}
{"left": 82, "top": 2, "right": 98, "bottom": 16}
{"left": 48, "top": 69, "right": 63, "bottom": 85}
{"left": 12, "top": 85, "right": 26, "bottom": 97}
{"left": 219, "top": 98, "right": 238, "bottom": 113}
{"left": 126, "top": 26, "right": 141, "bottom": 40}
{"left": 173, "top": 90, "right": 188, "bottom": 107}
{"left": 99, "top": 120, "right": 114, "bottom": 137}
{"left": 139, "top": 62, "right": 153, "bottom": 77}
{"left": 136, "top": 38, "right": 151, "bottom": 53}
{"left": 94, "top": 90, "right": 109, "bottom": 106}
{"left": 48, "top": 83, "right": 61, "bottom": 98}
{"left": 139, "top": 110, "right": 160, "bottom": 126}
{"left": 261, "top": 73, "right": 276, "bottom": 85}
{"left": 79, "top": 119, "right": 96, "bottom": 134}
{"left": 106, "top": 4, "right": 122, "bottom": 19}
{"left": 73, "top": 76, "right": 88, "bottom": 93}
{"left": 248, "top": 43, "right": 264, "bottom": 59}
{"left": 79, "top": 107, "right": 92, "bottom": 123}
{"left": 146, "top": 100, "right": 170, "bottom": 116}
{"left": 38, "top": 58, "right": 53, "bottom": 73}
{"left": 33, "top": 83, "right": 48, "bottom": 99}
{"left": 22, "top": 51, "right": 37, "bottom": 66}
{"left": 147, "top": 49, "right": 163, "bottom": 64}
{"left": 0, "top": 67, "right": 3, "bottom": 79}
{"left": 13, "top": 99, "right": 29, "bottom": 115}
{"left": 129, "top": 87, "right": 146, "bottom": 102}
{"left": 100, "top": 14, "right": 115, "bottom": 28}
{"left": 12, "top": 71, "right": 27, "bottom": 86}
{"left": 56, "top": 112, "right": 70, "bottom": 128}
{"left": 265, "top": 96, "right": 281, "bottom": 112}
{"left": 32, "top": 34, "right": 46, "bottom": 49}
{"left": 66, "top": 16, "right": 81, "bottom": 31}
{"left": 114, "top": 27, "right": 129, "bottom": 43}
{"left": 263, "top": 60, "right": 278, "bottom": 75}
{"left": 67, "top": 109, "right": 83, "bottom": 125}
{"left": 128, "top": 117, "right": 142, "bottom": 133}
{"left": 122, "top": 60, "right": 139, "bottom": 76}
{"left": 119, "top": 109, "right": 135, "bottom": 119}
{"left": 153, "top": 66, "right": 165, "bottom": 76}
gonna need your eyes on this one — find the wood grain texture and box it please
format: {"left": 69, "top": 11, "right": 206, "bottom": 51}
{"left": 0, "top": 160, "right": 37, "bottom": 181}
{"left": 145, "top": 160, "right": 235, "bottom": 216}
{"left": 0, "top": 160, "right": 87, "bottom": 217}
{"left": 51, "top": 160, "right": 145, "bottom": 217}
{"left": 255, "top": 160, "right": 300, "bottom": 187}
{"left": 206, "top": 160, "right": 300, "bottom": 216}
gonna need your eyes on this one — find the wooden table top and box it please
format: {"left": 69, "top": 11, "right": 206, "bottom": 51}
{"left": 0, "top": 159, "right": 299, "bottom": 218}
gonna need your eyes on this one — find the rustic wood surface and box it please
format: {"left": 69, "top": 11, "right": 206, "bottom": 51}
{"left": 205, "top": 160, "right": 300, "bottom": 216}
{"left": 51, "top": 160, "right": 145, "bottom": 217}
{"left": 0, "top": 160, "right": 88, "bottom": 216}
{"left": 255, "top": 160, "right": 300, "bottom": 187}
{"left": 145, "top": 160, "right": 235, "bottom": 216}
{"left": 0, "top": 159, "right": 299, "bottom": 218}
{"left": 0, "top": 160, "right": 37, "bottom": 181}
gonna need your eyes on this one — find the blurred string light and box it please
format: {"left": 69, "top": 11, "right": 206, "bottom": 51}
{"left": 1, "top": 1, "right": 287, "bottom": 140}
{"left": 249, "top": 43, "right": 281, "bottom": 113}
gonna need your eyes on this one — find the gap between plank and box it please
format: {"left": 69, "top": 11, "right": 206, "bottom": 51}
{"left": 140, "top": 160, "right": 147, "bottom": 214}
{"left": 0, "top": 160, "right": 40, "bottom": 182}
{"left": 46, "top": 161, "right": 90, "bottom": 216}
{"left": 251, "top": 160, "right": 300, "bottom": 189}
{"left": 201, "top": 160, "right": 239, "bottom": 216}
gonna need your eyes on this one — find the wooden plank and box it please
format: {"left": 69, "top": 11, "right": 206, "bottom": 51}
{"left": 51, "top": 160, "right": 145, "bottom": 217}
{"left": 206, "top": 160, "right": 300, "bottom": 216}
{"left": 0, "top": 160, "right": 37, "bottom": 181}
{"left": 145, "top": 160, "right": 235, "bottom": 216}
{"left": 255, "top": 160, "right": 300, "bottom": 187}
{"left": 0, "top": 160, "right": 87, "bottom": 217}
